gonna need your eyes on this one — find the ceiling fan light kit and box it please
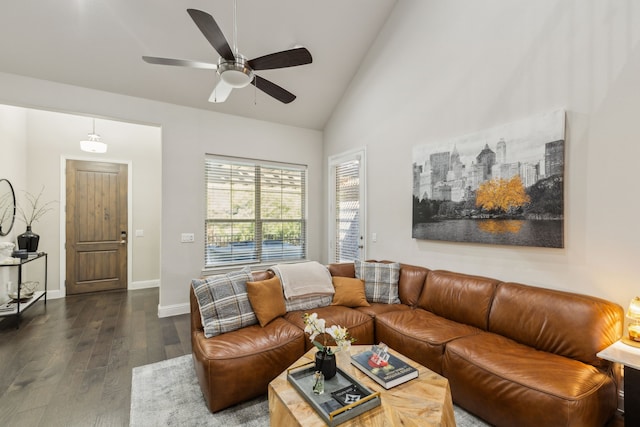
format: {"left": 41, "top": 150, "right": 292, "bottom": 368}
{"left": 218, "top": 56, "right": 254, "bottom": 88}
{"left": 142, "top": 4, "right": 312, "bottom": 104}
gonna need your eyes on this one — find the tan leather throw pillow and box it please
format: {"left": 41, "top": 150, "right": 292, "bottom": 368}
{"left": 331, "top": 276, "right": 370, "bottom": 307}
{"left": 246, "top": 276, "right": 287, "bottom": 327}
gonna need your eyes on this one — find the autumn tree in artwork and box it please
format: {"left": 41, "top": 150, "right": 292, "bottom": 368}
{"left": 475, "top": 176, "right": 531, "bottom": 214}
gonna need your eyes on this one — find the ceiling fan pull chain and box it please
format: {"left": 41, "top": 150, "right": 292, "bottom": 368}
{"left": 233, "top": 0, "right": 238, "bottom": 55}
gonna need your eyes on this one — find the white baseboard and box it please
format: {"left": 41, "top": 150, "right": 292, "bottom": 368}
{"left": 129, "top": 279, "right": 160, "bottom": 290}
{"left": 158, "top": 302, "right": 189, "bottom": 318}
{"left": 45, "top": 289, "right": 65, "bottom": 299}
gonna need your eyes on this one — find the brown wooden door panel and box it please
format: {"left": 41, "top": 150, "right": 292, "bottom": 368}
{"left": 66, "top": 160, "right": 127, "bottom": 295}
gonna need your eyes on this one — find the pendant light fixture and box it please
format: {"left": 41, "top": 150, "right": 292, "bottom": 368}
{"left": 80, "top": 119, "right": 107, "bottom": 153}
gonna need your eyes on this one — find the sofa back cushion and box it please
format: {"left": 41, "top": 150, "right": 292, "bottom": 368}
{"left": 327, "top": 261, "right": 428, "bottom": 306}
{"left": 327, "top": 262, "right": 355, "bottom": 278}
{"left": 417, "top": 270, "right": 499, "bottom": 330}
{"left": 489, "top": 282, "right": 624, "bottom": 367}
{"left": 396, "top": 263, "right": 430, "bottom": 306}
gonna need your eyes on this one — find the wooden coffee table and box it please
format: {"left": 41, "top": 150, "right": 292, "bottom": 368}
{"left": 268, "top": 345, "right": 455, "bottom": 426}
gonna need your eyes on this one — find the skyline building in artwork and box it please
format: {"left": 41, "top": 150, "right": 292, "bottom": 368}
{"left": 545, "top": 140, "right": 564, "bottom": 177}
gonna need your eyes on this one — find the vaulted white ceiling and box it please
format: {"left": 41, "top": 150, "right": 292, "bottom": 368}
{"left": 0, "top": 0, "right": 397, "bottom": 130}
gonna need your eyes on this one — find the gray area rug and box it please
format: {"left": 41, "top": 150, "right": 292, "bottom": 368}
{"left": 130, "top": 354, "right": 489, "bottom": 426}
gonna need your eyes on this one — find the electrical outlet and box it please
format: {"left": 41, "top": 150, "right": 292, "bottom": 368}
{"left": 181, "top": 233, "right": 195, "bottom": 243}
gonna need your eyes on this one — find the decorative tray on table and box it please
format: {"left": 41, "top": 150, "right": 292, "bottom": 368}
{"left": 287, "top": 361, "right": 381, "bottom": 426}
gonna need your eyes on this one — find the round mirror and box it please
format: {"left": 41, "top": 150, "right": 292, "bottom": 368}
{"left": 0, "top": 179, "right": 16, "bottom": 237}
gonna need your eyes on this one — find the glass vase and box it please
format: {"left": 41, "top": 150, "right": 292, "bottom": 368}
{"left": 17, "top": 226, "right": 39, "bottom": 252}
{"left": 312, "top": 371, "right": 324, "bottom": 395}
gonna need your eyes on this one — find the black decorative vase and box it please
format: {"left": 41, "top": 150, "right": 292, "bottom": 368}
{"left": 17, "top": 226, "right": 39, "bottom": 252}
{"left": 315, "top": 350, "right": 337, "bottom": 380}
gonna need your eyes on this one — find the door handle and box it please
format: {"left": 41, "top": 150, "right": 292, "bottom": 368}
{"left": 120, "top": 231, "right": 127, "bottom": 244}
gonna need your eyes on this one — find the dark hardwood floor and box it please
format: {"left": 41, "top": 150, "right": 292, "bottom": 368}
{"left": 0, "top": 288, "right": 190, "bottom": 427}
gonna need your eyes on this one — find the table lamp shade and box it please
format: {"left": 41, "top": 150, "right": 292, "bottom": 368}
{"left": 624, "top": 297, "right": 640, "bottom": 347}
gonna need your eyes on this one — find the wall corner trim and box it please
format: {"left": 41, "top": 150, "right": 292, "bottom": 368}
{"left": 157, "top": 302, "right": 189, "bottom": 318}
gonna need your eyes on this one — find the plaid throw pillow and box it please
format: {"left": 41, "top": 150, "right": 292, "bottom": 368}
{"left": 354, "top": 260, "right": 401, "bottom": 304}
{"left": 192, "top": 267, "right": 257, "bottom": 338}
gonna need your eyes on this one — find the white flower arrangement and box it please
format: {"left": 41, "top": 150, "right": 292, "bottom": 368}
{"left": 303, "top": 312, "right": 355, "bottom": 355}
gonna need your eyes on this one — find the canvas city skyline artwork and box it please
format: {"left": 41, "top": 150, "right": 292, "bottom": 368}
{"left": 412, "top": 110, "right": 565, "bottom": 248}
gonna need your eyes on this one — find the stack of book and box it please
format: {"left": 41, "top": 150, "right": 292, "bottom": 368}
{"left": 351, "top": 347, "right": 418, "bottom": 389}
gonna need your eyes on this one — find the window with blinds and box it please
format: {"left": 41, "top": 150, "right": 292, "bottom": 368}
{"left": 205, "top": 156, "right": 307, "bottom": 267}
{"left": 334, "top": 159, "right": 360, "bottom": 262}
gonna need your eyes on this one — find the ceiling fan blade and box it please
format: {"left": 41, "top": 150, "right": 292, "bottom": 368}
{"left": 248, "top": 47, "right": 313, "bottom": 71}
{"left": 252, "top": 75, "right": 296, "bottom": 104}
{"left": 187, "top": 9, "right": 235, "bottom": 61}
{"left": 209, "top": 80, "right": 233, "bottom": 103}
{"left": 142, "top": 56, "right": 218, "bottom": 70}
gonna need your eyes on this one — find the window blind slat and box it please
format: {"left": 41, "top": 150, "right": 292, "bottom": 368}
{"left": 335, "top": 160, "right": 360, "bottom": 262}
{"left": 205, "top": 157, "right": 306, "bottom": 267}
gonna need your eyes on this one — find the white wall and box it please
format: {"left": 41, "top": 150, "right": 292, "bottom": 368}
{"left": 0, "top": 72, "right": 323, "bottom": 316}
{"left": 26, "top": 109, "right": 161, "bottom": 291}
{"left": 324, "top": 0, "right": 640, "bottom": 313}
{"left": 0, "top": 107, "right": 162, "bottom": 300}
{"left": 0, "top": 104, "right": 27, "bottom": 302}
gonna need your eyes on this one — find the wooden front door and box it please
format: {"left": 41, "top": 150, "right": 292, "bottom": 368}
{"left": 66, "top": 160, "right": 128, "bottom": 295}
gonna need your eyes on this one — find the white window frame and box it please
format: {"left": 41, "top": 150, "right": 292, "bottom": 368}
{"left": 204, "top": 154, "right": 308, "bottom": 270}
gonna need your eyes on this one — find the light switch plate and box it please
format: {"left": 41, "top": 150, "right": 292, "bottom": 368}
{"left": 181, "top": 233, "right": 195, "bottom": 243}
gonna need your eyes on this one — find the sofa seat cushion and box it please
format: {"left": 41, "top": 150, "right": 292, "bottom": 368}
{"left": 284, "top": 305, "right": 375, "bottom": 351}
{"left": 355, "top": 303, "right": 411, "bottom": 318}
{"left": 442, "top": 333, "right": 617, "bottom": 427}
{"left": 375, "top": 309, "right": 482, "bottom": 374}
{"left": 192, "top": 317, "right": 305, "bottom": 412}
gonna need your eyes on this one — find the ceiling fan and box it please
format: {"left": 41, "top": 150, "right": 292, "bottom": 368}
{"left": 142, "top": 3, "right": 312, "bottom": 104}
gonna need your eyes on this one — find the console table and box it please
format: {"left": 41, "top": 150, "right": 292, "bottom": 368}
{"left": 0, "top": 252, "right": 48, "bottom": 328}
{"left": 597, "top": 340, "right": 640, "bottom": 426}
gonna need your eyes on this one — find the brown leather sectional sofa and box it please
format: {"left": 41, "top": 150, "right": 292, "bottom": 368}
{"left": 190, "top": 261, "right": 623, "bottom": 426}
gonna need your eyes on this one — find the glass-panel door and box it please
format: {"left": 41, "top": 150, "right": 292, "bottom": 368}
{"left": 328, "top": 148, "right": 366, "bottom": 263}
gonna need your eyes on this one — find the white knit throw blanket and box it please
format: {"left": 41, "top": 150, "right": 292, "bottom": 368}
{"left": 270, "top": 261, "right": 334, "bottom": 300}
